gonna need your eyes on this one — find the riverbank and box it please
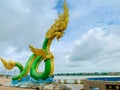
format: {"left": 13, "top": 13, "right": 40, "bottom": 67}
{"left": 0, "top": 77, "right": 83, "bottom": 90}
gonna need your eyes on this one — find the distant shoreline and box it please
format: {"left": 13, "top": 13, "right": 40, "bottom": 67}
{"left": 54, "top": 72, "right": 120, "bottom": 76}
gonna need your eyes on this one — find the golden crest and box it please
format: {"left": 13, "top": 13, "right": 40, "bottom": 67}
{"left": 0, "top": 58, "right": 16, "bottom": 70}
{"left": 46, "top": 0, "right": 69, "bottom": 40}
{"left": 29, "top": 45, "right": 46, "bottom": 58}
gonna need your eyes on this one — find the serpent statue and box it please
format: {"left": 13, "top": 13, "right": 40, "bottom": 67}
{"left": 0, "top": 0, "right": 69, "bottom": 81}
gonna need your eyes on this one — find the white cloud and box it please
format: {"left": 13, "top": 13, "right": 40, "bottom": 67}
{"left": 0, "top": 0, "right": 57, "bottom": 48}
{"left": 1, "top": 0, "right": 120, "bottom": 73}
{"left": 66, "top": 0, "right": 120, "bottom": 41}
{"left": 68, "top": 27, "right": 120, "bottom": 72}
{"left": 0, "top": 0, "right": 57, "bottom": 73}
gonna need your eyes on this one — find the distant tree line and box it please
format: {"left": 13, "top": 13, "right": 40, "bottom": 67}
{"left": 54, "top": 72, "right": 120, "bottom": 76}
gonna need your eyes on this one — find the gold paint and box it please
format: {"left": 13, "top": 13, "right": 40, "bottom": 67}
{"left": 0, "top": 0, "right": 69, "bottom": 79}
{"left": 44, "top": 53, "right": 54, "bottom": 61}
{"left": 46, "top": 39, "right": 52, "bottom": 54}
{"left": 36, "top": 57, "right": 43, "bottom": 73}
{"left": 49, "top": 58, "right": 54, "bottom": 76}
{"left": 29, "top": 45, "right": 46, "bottom": 58}
{"left": 46, "top": 0, "right": 69, "bottom": 40}
{"left": 45, "top": 0, "right": 69, "bottom": 76}
{"left": 29, "top": 45, "right": 54, "bottom": 61}
{"left": 0, "top": 58, "right": 16, "bottom": 70}
{"left": 29, "top": 0, "right": 69, "bottom": 77}
{"left": 44, "top": 53, "right": 54, "bottom": 76}
{"left": 24, "top": 55, "right": 37, "bottom": 76}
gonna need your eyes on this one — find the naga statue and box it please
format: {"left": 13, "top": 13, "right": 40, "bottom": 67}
{"left": 0, "top": 0, "right": 69, "bottom": 82}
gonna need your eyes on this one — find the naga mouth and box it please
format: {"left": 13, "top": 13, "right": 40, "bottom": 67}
{"left": 56, "top": 31, "right": 65, "bottom": 41}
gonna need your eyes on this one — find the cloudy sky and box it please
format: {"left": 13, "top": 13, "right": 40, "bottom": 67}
{"left": 0, "top": 0, "right": 120, "bottom": 74}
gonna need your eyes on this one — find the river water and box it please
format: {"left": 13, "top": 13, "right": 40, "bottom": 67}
{"left": 54, "top": 75, "right": 120, "bottom": 84}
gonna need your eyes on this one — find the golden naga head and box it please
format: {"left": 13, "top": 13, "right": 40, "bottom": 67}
{"left": 46, "top": 0, "right": 69, "bottom": 41}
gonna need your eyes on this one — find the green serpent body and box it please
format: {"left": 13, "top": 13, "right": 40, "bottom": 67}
{"left": 15, "top": 62, "right": 24, "bottom": 73}
{"left": 0, "top": 0, "right": 69, "bottom": 81}
{"left": 12, "top": 38, "right": 53, "bottom": 80}
{"left": 12, "top": 54, "right": 35, "bottom": 80}
{"left": 30, "top": 38, "right": 52, "bottom": 80}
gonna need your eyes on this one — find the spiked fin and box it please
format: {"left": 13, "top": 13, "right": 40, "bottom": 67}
{"left": 0, "top": 58, "right": 16, "bottom": 70}
{"left": 29, "top": 45, "right": 46, "bottom": 58}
